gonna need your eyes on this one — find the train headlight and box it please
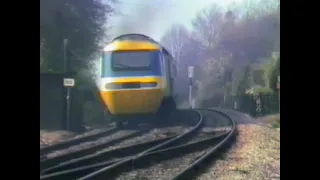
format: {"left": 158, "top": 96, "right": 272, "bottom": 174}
{"left": 105, "top": 83, "right": 122, "bottom": 90}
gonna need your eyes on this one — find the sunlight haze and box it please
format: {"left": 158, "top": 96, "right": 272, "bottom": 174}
{"left": 108, "top": 0, "right": 245, "bottom": 41}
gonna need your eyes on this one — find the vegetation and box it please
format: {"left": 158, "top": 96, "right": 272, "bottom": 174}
{"left": 40, "top": 0, "right": 116, "bottom": 73}
{"left": 161, "top": 0, "right": 280, "bottom": 115}
{"left": 40, "top": 0, "right": 117, "bottom": 126}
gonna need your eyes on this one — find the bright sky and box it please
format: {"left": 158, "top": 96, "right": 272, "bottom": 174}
{"left": 108, "top": 0, "right": 245, "bottom": 41}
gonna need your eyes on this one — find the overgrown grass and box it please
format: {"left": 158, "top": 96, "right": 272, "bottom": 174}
{"left": 260, "top": 114, "right": 280, "bottom": 129}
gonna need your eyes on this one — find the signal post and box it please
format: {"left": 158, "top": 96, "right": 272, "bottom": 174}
{"left": 188, "top": 66, "right": 194, "bottom": 109}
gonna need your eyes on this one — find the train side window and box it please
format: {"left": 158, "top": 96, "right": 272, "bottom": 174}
{"left": 159, "top": 53, "right": 165, "bottom": 74}
{"left": 163, "top": 51, "right": 177, "bottom": 77}
{"left": 101, "top": 52, "right": 105, "bottom": 78}
{"left": 161, "top": 51, "right": 168, "bottom": 69}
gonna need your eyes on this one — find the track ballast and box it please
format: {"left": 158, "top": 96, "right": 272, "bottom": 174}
{"left": 40, "top": 109, "right": 236, "bottom": 180}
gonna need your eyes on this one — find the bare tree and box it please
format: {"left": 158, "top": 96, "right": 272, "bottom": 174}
{"left": 192, "top": 5, "right": 225, "bottom": 53}
{"left": 160, "top": 24, "right": 189, "bottom": 75}
{"left": 191, "top": 5, "right": 233, "bottom": 80}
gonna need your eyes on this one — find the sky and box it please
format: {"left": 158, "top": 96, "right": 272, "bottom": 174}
{"left": 107, "top": 0, "right": 245, "bottom": 41}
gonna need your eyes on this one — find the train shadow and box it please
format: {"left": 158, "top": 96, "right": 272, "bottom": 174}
{"left": 118, "top": 109, "right": 200, "bottom": 130}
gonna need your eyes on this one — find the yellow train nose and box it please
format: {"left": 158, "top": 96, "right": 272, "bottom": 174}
{"left": 100, "top": 89, "right": 164, "bottom": 114}
{"left": 99, "top": 77, "right": 165, "bottom": 115}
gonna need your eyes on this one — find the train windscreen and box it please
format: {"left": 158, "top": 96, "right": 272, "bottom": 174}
{"left": 110, "top": 51, "right": 159, "bottom": 71}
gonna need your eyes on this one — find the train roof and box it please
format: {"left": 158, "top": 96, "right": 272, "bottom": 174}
{"left": 103, "top": 34, "right": 162, "bottom": 52}
{"left": 103, "top": 41, "right": 161, "bottom": 51}
{"left": 103, "top": 34, "right": 174, "bottom": 58}
{"left": 110, "top": 33, "right": 160, "bottom": 44}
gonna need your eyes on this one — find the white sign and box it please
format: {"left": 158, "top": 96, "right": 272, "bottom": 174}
{"left": 188, "top": 66, "right": 194, "bottom": 78}
{"left": 63, "top": 78, "right": 75, "bottom": 87}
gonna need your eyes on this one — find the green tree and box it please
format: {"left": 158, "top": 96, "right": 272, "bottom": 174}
{"left": 40, "top": 0, "right": 118, "bottom": 126}
{"left": 40, "top": 0, "right": 116, "bottom": 73}
{"left": 263, "top": 52, "right": 280, "bottom": 91}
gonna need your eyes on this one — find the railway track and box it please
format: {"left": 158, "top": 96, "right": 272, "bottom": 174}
{"left": 40, "top": 127, "right": 118, "bottom": 156}
{"left": 40, "top": 130, "right": 146, "bottom": 171}
{"left": 40, "top": 109, "right": 236, "bottom": 180}
{"left": 40, "top": 115, "right": 199, "bottom": 173}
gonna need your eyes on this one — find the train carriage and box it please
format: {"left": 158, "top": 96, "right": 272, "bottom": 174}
{"left": 98, "top": 34, "right": 177, "bottom": 127}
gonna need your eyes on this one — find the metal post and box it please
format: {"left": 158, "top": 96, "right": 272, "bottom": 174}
{"left": 63, "top": 39, "right": 68, "bottom": 73}
{"left": 188, "top": 66, "right": 194, "bottom": 109}
{"left": 223, "top": 90, "right": 226, "bottom": 108}
{"left": 63, "top": 39, "right": 70, "bottom": 130}
{"left": 278, "top": 75, "right": 280, "bottom": 113}
{"left": 189, "top": 80, "right": 192, "bottom": 109}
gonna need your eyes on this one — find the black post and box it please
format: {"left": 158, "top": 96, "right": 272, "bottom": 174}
{"left": 63, "top": 38, "right": 71, "bottom": 130}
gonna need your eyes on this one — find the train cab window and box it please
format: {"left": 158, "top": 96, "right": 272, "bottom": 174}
{"left": 109, "top": 51, "right": 159, "bottom": 71}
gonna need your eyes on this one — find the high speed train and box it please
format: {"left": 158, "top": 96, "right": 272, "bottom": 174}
{"left": 97, "top": 34, "right": 178, "bottom": 127}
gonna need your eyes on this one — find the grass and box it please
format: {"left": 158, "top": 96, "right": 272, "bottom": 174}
{"left": 260, "top": 114, "right": 280, "bottom": 129}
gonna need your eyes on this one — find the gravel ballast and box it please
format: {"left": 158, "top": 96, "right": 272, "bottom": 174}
{"left": 114, "top": 110, "right": 234, "bottom": 180}
{"left": 40, "top": 128, "right": 110, "bottom": 148}
{"left": 45, "top": 130, "right": 137, "bottom": 158}
{"left": 196, "top": 113, "right": 280, "bottom": 180}
{"left": 42, "top": 125, "right": 195, "bottom": 159}
{"left": 95, "top": 125, "right": 192, "bottom": 153}
{"left": 115, "top": 150, "right": 207, "bottom": 180}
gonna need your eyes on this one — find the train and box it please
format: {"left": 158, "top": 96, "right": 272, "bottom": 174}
{"left": 97, "top": 34, "right": 178, "bottom": 127}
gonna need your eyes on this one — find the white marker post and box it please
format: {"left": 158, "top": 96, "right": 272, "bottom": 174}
{"left": 63, "top": 38, "right": 73, "bottom": 130}
{"left": 188, "top": 66, "right": 194, "bottom": 109}
{"left": 192, "top": 99, "right": 196, "bottom": 109}
{"left": 63, "top": 78, "right": 75, "bottom": 130}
